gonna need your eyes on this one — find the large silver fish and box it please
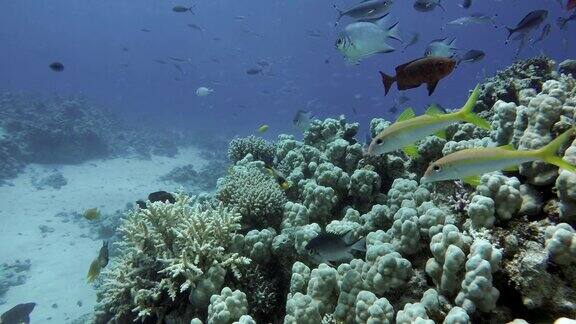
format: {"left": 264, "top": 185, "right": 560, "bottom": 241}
{"left": 425, "top": 37, "right": 457, "bottom": 58}
{"left": 336, "top": 14, "right": 401, "bottom": 64}
{"left": 335, "top": 0, "right": 394, "bottom": 23}
{"left": 448, "top": 13, "right": 497, "bottom": 27}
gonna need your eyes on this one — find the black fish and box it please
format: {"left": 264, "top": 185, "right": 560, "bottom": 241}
{"left": 49, "top": 62, "right": 64, "bottom": 72}
{"left": 1, "top": 303, "right": 36, "bottom": 324}
{"left": 173, "top": 5, "right": 194, "bottom": 13}
{"left": 506, "top": 10, "right": 548, "bottom": 41}
{"left": 458, "top": 49, "right": 485, "bottom": 63}
{"left": 148, "top": 191, "right": 176, "bottom": 204}
{"left": 246, "top": 67, "right": 262, "bottom": 75}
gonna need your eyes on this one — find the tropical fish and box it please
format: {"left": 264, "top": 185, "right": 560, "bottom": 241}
{"left": 403, "top": 32, "right": 419, "bottom": 51}
{"left": 196, "top": 86, "right": 213, "bottom": 97}
{"left": 83, "top": 208, "right": 101, "bottom": 221}
{"left": 87, "top": 241, "right": 109, "bottom": 283}
{"left": 172, "top": 5, "right": 194, "bottom": 13}
{"left": 421, "top": 129, "right": 576, "bottom": 185}
{"left": 49, "top": 62, "right": 64, "bottom": 72}
{"left": 266, "top": 167, "right": 290, "bottom": 190}
{"left": 335, "top": 15, "right": 401, "bottom": 64}
{"left": 413, "top": 0, "right": 445, "bottom": 12}
{"left": 379, "top": 56, "right": 456, "bottom": 96}
{"left": 506, "top": 10, "right": 548, "bottom": 42}
{"left": 148, "top": 191, "right": 176, "bottom": 204}
{"left": 368, "top": 85, "right": 490, "bottom": 158}
{"left": 305, "top": 231, "right": 366, "bottom": 264}
{"left": 257, "top": 124, "right": 269, "bottom": 133}
{"left": 425, "top": 38, "right": 457, "bottom": 58}
{"left": 533, "top": 23, "right": 551, "bottom": 44}
{"left": 334, "top": 0, "right": 393, "bottom": 23}
{"left": 557, "top": 11, "right": 576, "bottom": 30}
{"left": 447, "top": 13, "right": 497, "bottom": 27}
{"left": 458, "top": 49, "right": 485, "bottom": 64}
{"left": 0, "top": 303, "right": 36, "bottom": 324}
{"left": 293, "top": 110, "right": 313, "bottom": 132}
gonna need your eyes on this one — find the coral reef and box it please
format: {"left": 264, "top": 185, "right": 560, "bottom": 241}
{"left": 93, "top": 57, "right": 576, "bottom": 323}
{"left": 0, "top": 93, "right": 191, "bottom": 182}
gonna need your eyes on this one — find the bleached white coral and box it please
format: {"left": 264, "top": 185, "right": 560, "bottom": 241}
{"left": 94, "top": 194, "right": 250, "bottom": 322}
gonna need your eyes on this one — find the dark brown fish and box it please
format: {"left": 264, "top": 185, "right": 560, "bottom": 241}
{"left": 379, "top": 57, "right": 456, "bottom": 96}
{"left": 0, "top": 302, "right": 36, "bottom": 324}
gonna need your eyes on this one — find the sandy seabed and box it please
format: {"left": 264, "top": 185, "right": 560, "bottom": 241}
{"left": 0, "top": 146, "right": 207, "bottom": 323}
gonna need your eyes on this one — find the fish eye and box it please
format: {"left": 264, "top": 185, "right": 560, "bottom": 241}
{"left": 376, "top": 138, "right": 383, "bottom": 144}
{"left": 432, "top": 165, "right": 441, "bottom": 172}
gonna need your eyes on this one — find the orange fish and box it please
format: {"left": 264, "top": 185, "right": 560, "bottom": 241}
{"left": 379, "top": 57, "right": 456, "bottom": 96}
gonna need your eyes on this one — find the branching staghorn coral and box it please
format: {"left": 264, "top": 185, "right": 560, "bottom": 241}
{"left": 94, "top": 193, "right": 250, "bottom": 323}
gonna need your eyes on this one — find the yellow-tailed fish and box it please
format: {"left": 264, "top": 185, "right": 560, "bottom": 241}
{"left": 257, "top": 124, "right": 269, "bottom": 133}
{"left": 266, "top": 167, "right": 290, "bottom": 190}
{"left": 367, "top": 85, "right": 490, "bottom": 158}
{"left": 87, "top": 241, "right": 109, "bottom": 283}
{"left": 83, "top": 207, "right": 101, "bottom": 221}
{"left": 421, "top": 128, "right": 576, "bottom": 186}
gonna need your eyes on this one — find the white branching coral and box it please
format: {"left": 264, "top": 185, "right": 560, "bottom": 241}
{"left": 94, "top": 193, "right": 251, "bottom": 323}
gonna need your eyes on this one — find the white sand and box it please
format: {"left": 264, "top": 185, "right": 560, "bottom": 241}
{"left": 0, "top": 146, "right": 207, "bottom": 323}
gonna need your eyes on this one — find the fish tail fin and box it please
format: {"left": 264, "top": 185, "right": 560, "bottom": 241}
{"left": 457, "top": 85, "right": 491, "bottom": 130}
{"left": 87, "top": 258, "right": 101, "bottom": 283}
{"left": 350, "top": 237, "right": 366, "bottom": 252}
{"left": 387, "top": 22, "right": 402, "bottom": 42}
{"left": 379, "top": 71, "right": 395, "bottom": 95}
{"left": 535, "top": 128, "right": 576, "bottom": 173}
{"left": 505, "top": 27, "right": 514, "bottom": 42}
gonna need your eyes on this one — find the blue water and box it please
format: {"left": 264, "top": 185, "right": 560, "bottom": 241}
{"left": 0, "top": 0, "right": 573, "bottom": 139}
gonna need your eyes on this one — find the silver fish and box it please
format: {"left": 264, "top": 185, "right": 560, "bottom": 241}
{"left": 293, "top": 110, "right": 313, "bottom": 132}
{"left": 335, "top": 0, "right": 393, "bottom": 23}
{"left": 425, "top": 37, "right": 457, "bottom": 58}
{"left": 448, "top": 13, "right": 497, "bottom": 27}
{"left": 533, "top": 23, "right": 551, "bottom": 44}
{"left": 403, "top": 32, "right": 419, "bottom": 51}
{"left": 506, "top": 10, "right": 548, "bottom": 42}
{"left": 414, "top": 0, "right": 445, "bottom": 12}
{"left": 336, "top": 15, "right": 401, "bottom": 64}
{"left": 305, "top": 231, "right": 366, "bottom": 264}
{"left": 458, "top": 49, "right": 485, "bottom": 63}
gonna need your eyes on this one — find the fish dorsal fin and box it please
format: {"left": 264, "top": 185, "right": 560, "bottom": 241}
{"left": 425, "top": 105, "right": 444, "bottom": 116}
{"left": 396, "top": 107, "right": 415, "bottom": 122}
{"left": 402, "top": 144, "right": 419, "bottom": 158}
{"left": 375, "top": 13, "right": 391, "bottom": 27}
{"left": 498, "top": 144, "right": 515, "bottom": 150}
{"left": 463, "top": 175, "right": 481, "bottom": 187}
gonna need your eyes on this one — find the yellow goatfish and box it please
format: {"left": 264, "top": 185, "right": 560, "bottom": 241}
{"left": 367, "top": 85, "right": 490, "bottom": 158}
{"left": 421, "top": 128, "right": 576, "bottom": 185}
